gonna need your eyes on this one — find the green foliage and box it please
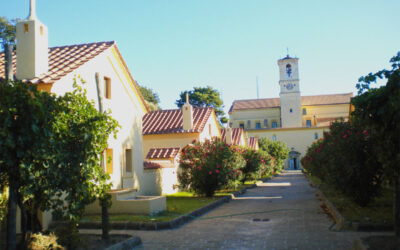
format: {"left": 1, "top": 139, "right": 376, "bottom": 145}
{"left": 0, "top": 78, "right": 118, "bottom": 243}
{"left": 258, "top": 138, "right": 289, "bottom": 173}
{"left": 176, "top": 86, "right": 228, "bottom": 124}
{"left": 0, "top": 17, "right": 17, "bottom": 49}
{"left": 138, "top": 83, "right": 160, "bottom": 111}
{"left": 26, "top": 232, "right": 64, "bottom": 250}
{"left": 240, "top": 147, "right": 273, "bottom": 183}
{"left": 0, "top": 187, "right": 7, "bottom": 224}
{"left": 352, "top": 52, "right": 400, "bottom": 183}
{"left": 178, "top": 138, "right": 245, "bottom": 197}
{"left": 302, "top": 121, "right": 383, "bottom": 206}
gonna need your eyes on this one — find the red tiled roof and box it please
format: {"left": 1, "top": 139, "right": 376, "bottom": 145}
{"left": 220, "top": 128, "right": 244, "bottom": 146}
{"left": 142, "top": 107, "right": 213, "bottom": 135}
{"left": 316, "top": 117, "right": 348, "bottom": 127}
{"left": 248, "top": 137, "right": 258, "bottom": 150}
{"left": 146, "top": 147, "right": 180, "bottom": 159}
{"left": 229, "top": 93, "right": 353, "bottom": 113}
{"left": 143, "top": 161, "right": 174, "bottom": 169}
{"left": 0, "top": 41, "right": 115, "bottom": 84}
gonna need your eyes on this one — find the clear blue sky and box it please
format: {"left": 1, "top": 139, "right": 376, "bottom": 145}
{"left": 3, "top": 0, "right": 399, "bottom": 114}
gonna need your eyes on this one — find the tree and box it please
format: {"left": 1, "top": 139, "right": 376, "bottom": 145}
{"left": 352, "top": 51, "right": 400, "bottom": 237}
{"left": 258, "top": 138, "right": 289, "bottom": 173}
{"left": 176, "top": 86, "right": 228, "bottom": 124}
{"left": 138, "top": 83, "right": 160, "bottom": 111}
{"left": 0, "top": 78, "right": 118, "bottom": 249}
{"left": 0, "top": 17, "right": 17, "bottom": 50}
{"left": 0, "top": 17, "right": 17, "bottom": 81}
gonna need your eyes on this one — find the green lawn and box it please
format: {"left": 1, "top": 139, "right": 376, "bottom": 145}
{"left": 81, "top": 195, "right": 220, "bottom": 223}
{"left": 80, "top": 177, "right": 271, "bottom": 223}
{"left": 309, "top": 175, "right": 393, "bottom": 224}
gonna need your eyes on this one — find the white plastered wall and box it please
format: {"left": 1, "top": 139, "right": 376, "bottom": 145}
{"left": 50, "top": 46, "right": 147, "bottom": 192}
{"left": 248, "top": 127, "right": 328, "bottom": 169}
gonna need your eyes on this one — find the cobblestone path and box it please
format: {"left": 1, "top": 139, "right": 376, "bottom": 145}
{"left": 84, "top": 170, "right": 379, "bottom": 249}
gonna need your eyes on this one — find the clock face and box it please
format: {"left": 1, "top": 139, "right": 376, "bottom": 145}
{"left": 286, "top": 83, "right": 294, "bottom": 90}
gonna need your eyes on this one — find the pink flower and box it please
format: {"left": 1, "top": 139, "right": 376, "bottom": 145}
{"left": 343, "top": 134, "right": 347, "bottom": 138}
{"left": 215, "top": 169, "right": 220, "bottom": 174}
{"left": 362, "top": 130, "right": 368, "bottom": 135}
{"left": 197, "top": 166, "right": 202, "bottom": 171}
{"left": 209, "top": 171, "right": 212, "bottom": 175}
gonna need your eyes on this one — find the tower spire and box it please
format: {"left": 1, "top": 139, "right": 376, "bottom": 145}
{"left": 28, "top": 0, "right": 37, "bottom": 20}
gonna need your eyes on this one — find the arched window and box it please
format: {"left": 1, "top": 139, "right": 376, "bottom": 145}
{"left": 286, "top": 64, "right": 292, "bottom": 77}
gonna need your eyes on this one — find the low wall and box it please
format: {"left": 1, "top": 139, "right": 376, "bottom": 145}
{"left": 85, "top": 194, "right": 166, "bottom": 216}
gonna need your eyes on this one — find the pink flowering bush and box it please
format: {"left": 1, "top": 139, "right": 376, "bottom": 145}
{"left": 240, "top": 147, "right": 273, "bottom": 183}
{"left": 302, "top": 120, "right": 383, "bottom": 206}
{"left": 178, "top": 138, "right": 245, "bottom": 197}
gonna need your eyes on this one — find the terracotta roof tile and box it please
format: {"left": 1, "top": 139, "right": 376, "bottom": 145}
{"left": 0, "top": 41, "right": 115, "bottom": 84}
{"left": 146, "top": 147, "right": 180, "bottom": 159}
{"left": 220, "top": 128, "right": 244, "bottom": 145}
{"left": 143, "top": 161, "right": 174, "bottom": 169}
{"left": 248, "top": 137, "right": 258, "bottom": 150}
{"left": 142, "top": 107, "right": 213, "bottom": 135}
{"left": 229, "top": 93, "right": 353, "bottom": 113}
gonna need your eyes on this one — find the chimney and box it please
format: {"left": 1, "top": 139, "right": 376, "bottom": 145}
{"left": 16, "top": 0, "right": 49, "bottom": 80}
{"left": 182, "top": 92, "right": 193, "bottom": 130}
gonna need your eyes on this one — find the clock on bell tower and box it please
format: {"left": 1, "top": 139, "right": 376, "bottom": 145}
{"left": 278, "top": 54, "right": 302, "bottom": 128}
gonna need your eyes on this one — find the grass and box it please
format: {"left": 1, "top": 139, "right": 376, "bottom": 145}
{"left": 81, "top": 194, "right": 220, "bottom": 223}
{"left": 80, "top": 176, "right": 272, "bottom": 224}
{"left": 309, "top": 175, "right": 393, "bottom": 224}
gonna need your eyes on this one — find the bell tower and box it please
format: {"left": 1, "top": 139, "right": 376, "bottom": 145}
{"left": 16, "top": 0, "right": 49, "bottom": 80}
{"left": 278, "top": 54, "right": 302, "bottom": 128}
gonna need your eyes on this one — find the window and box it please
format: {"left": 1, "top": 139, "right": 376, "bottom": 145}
{"left": 302, "top": 108, "right": 307, "bottom": 115}
{"left": 255, "top": 122, "right": 261, "bottom": 129}
{"left": 306, "top": 120, "right": 312, "bottom": 127}
{"left": 24, "top": 23, "right": 29, "bottom": 33}
{"left": 239, "top": 123, "right": 244, "bottom": 129}
{"left": 264, "top": 119, "right": 268, "bottom": 127}
{"left": 314, "top": 133, "right": 319, "bottom": 140}
{"left": 209, "top": 123, "right": 212, "bottom": 136}
{"left": 104, "top": 77, "right": 111, "bottom": 99}
{"left": 229, "top": 122, "right": 233, "bottom": 128}
{"left": 125, "top": 149, "right": 132, "bottom": 173}
{"left": 290, "top": 108, "right": 293, "bottom": 113}
{"left": 106, "top": 148, "right": 113, "bottom": 174}
{"left": 272, "top": 135, "right": 277, "bottom": 141}
{"left": 247, "top": 120, "right": 251, "bottom": 128}
{"left": 40, "top": 25, "right": 43, "bottom": 35}
{"left": 272, "top": 121, "right": 278, "bottom": 128}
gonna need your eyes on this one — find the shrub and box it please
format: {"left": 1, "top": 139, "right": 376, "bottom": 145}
{"left": 240, "top": 147, "right": 273, "bottom": 183}
{"left": 26, "top": 232, "right": 64, "bottom": 250}
{"left": 302, "top": 121, "right": 383, "bottom": 206}
{"left": 258, "top": 138, "right": 289, "bottom": 173}
{"left": 178, "top": 138, "right": 245, "bottom": 197}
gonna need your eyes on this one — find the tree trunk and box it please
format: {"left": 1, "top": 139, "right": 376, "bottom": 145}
{"left": 6, "top": 177, "right": 17, "bottom": 250}
{"left": 17, "top": 194, "right": 27, "bottom": 247}
{"left": 4, "top": 43, "right": 13, "bottom": 82}
{"left": 395, "top": 175, "right": 400, "bottom": 238}
{"left": 101, "top": 202, "right": 109, "bottom": 240}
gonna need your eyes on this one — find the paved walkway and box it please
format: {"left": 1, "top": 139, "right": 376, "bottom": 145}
{"left": 82, "top": 170, "right": 379, "bottom": 249}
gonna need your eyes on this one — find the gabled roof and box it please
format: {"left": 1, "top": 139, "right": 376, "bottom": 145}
{"left": 0, "top": 41, "right": 114, "bottom": 84}
{"left": 229, "top": 93, "right": 353, "bottom": 113}
{"left": 248, "top": 137, "right": 258, "bottom": 150}
{"left": 146, "top": 147, "right": 180, "bottom": 159}
{"left": 142, "top": 107, "right": 214, "bottom": 135}
{"left": 0, "top": 41, "right": 149, "bottom": 113}
{"left": 220, "top": 128, "right": 245, "bottom": 146}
